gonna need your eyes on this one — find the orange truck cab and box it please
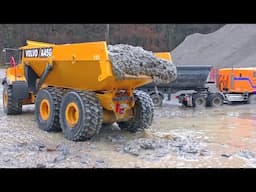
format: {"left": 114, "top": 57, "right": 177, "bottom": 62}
{"left": 218, "top": 68, "right": 256, "bottom": 104}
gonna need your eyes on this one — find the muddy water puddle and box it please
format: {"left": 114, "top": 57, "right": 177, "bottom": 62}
{"left": 152, "top": 103, "right": 256, "bottom": 167}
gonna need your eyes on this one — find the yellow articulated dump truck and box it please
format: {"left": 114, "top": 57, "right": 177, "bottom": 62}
{"left": 1, "top": 40, "right": 175, "bottom": 141}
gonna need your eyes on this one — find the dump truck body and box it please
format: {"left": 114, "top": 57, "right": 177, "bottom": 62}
{"left": 154, "top": 52, "right": 173, "bottom": 63}
{"left": 2, "top": 40, "right": 175, "bottom": 141}
{"left": 20, "top": 41, "right": 152, "bottom": 91}
{"left": 218, "top": 68, "right": 256, "bottom": 103}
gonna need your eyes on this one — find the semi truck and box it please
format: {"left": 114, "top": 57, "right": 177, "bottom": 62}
{"left": 218, "top": 67, "right": 256, "bottom": 104}
{"left": 140, "top": 65, "right": 256, "bottom": 107}
{"left": 139, "top": 65, "right": 223, "bottom": 108}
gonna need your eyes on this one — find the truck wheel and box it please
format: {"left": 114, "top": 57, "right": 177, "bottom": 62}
{"left": 35, "top": 88, "right": 64, "bottom": 132}
{"left": 59, "top": 91, "right": 103, "bottom": 141}
{"left": 3, "top": 84, "right": 22, "bottom": 115}
{"left": 150, "top": 93, "right": 163, "bottom": 107}
{"left": 207, "top": 94, "right": 223, "bottom": 107}
{"left": 248, "top": 94, "right": 256, "bottom": 104}
{"left": 118, "top": 90, "right": 154, "bottom": 132}
{"left": 192, "top": 94, "right": 206, "bottom": 108}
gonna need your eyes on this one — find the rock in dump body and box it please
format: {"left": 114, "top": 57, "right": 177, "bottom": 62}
{"left": 108, "top": 44, "right": 177, "bottom": 84}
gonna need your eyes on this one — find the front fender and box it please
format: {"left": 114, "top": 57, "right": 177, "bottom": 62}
{"left": 149, "top": 91, "right": 164, "bottom": 99}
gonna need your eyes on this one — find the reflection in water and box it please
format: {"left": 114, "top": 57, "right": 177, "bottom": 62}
{"left": 224, "top": 117, "right": 255, "bottom": 148}
{"left": 153, "top": 102, "right": 256, "bottom": 167}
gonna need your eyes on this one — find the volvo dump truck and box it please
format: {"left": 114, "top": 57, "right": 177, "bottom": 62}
{"left": 218, "top": 68, "right": 256, "bottom": 104}
{"left": 1, "top": 40, "right": 174, "bottom": 141}
{"left": 140, "top": 65, "right": 223, "bottom": 108}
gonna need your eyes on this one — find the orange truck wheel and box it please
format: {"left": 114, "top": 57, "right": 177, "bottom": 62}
{"left": 59, "top": 91, "right": 103, "bottom": 141}
{"left": 35, "top": 88, "right": 64, "bottom": 132}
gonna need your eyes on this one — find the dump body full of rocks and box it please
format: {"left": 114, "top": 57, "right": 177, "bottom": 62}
{"left": 108, "top": 44, "right": 177, "bottom": 84}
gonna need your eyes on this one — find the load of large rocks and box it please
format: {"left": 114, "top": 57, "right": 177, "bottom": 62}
{"left": 108, "top": 44, "right": 177, "bottom": 84}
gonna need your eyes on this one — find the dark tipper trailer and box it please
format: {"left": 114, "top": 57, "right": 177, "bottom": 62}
{"left": 139, "top": 65, "right": 223, "bottom": 107}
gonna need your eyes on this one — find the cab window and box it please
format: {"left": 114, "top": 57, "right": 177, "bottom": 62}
{"left": 2, "top": 48, "right": 22, "bottom": 65}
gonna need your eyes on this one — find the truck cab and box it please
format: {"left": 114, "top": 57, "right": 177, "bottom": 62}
{"left": 218, "top": 68, "right": 256, "bottom": 104}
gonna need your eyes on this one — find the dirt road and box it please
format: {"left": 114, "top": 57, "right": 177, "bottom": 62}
{"left": 0, "top": 69, "right": 256, "bottom": 168}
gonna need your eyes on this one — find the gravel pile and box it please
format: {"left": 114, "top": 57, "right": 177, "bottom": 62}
{"left": 108, "top": 44, "right": 177, "bottom": 84}
{"left": 172, "top": 24, "right": 256, "bottom": 68}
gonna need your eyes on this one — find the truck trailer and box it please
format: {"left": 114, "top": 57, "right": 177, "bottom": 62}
{"left": 139, "top": 65, "right": 223, "bottom": 108}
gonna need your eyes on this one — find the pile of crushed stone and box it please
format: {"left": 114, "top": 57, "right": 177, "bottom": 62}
{"left": 108, "top": 44, "right": 177, "bottom": 84}
{"left": 172, "top": 24, "right": 256, "bottom": 68}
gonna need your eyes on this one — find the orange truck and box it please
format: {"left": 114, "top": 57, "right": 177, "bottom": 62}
{"left": 218, "top": 68, "right": 256, "bottom": 104}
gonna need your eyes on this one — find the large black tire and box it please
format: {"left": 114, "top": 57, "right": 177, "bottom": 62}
{"left": 35, "top": 87, "right": 64, "bottom": 132}
{"left": 192, "top": 94, "right": 206, "bottom": 108}
{"left": 150, "top": 93, "right": 163, "bottom": 107}
{"left": 118, "top": 90, "right": 154, "bottom": 132}
{"left": 248, "top": 94, "right": 256, "bottom": 104}
{"left": 3, "top": 83, "right": 22, "bottom": 115}
{"left": 207, "top": 93, "right": 223, "bottom": 107}
{"left": 59, "top": 91, "right": 103, "bottom": 141}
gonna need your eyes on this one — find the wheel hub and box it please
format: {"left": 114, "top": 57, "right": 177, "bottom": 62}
{"left": 153, "top": 98, "right": 159, "bottom": 103}
{"left": 3, "top": 89, "right": 8, "bottom": 108}
{"left": 65, "top": 102, "right": 79, "bottom": 128}
{"left": 213, "top": 98, "right": 221, "bottom": 105}
{"left": 40, "top": 99, "right": 50, "bottom": 120}
{"left": 196, "top": 99, "right": 204, "bottom": 105}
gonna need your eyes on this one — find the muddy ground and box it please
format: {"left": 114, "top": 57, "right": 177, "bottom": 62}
{"left": 1, "top": 70, "right": 256, "bottom": 168}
